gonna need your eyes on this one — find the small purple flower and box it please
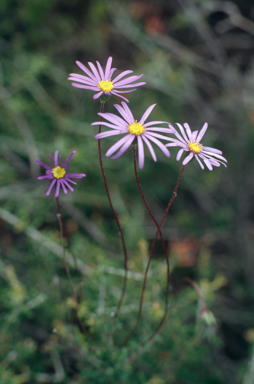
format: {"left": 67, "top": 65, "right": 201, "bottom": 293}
{"left": 166, "top": 122, "right": 227, "bottom": 171}
{"left": 36, "top": 151, "right": 86, "bottom": 198}
{"left": 68, "top": 57, "right": 146, "bottom": 102}
{"left": 92, "top": 102, "right": 174, "bottom": 169}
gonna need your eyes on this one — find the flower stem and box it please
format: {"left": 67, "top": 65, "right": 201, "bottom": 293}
{"left": 56, "top": 198, "right": 98, "bottom": 344}
{"left": 121, "top": 165, "right": 185, "bottom": 346}
{"left": 97, "top": 102, "right": 128, "bottom": 321}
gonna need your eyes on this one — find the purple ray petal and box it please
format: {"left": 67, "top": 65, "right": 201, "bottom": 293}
{"left": 65, "top": 173, "right": 86, "bottom": 178}
{"left": 38, "top": 175, "right": 52, "bottom": 180}
{"left": 195, "top": 154, "right": 205, "bottom": 169}
{"left": 63, "top": 150, "right": 76, "bottom": 168}
{"left": 105, "top": 57, "right": 113, "bottom": 80}
{"left": 60, "top": 179, "right": 68, "bottom": 194}
{"left": 106, "top": 135, "right": 133, "bottom": 157}
{"left": 87, "top": 61, "right": 101, "bottom": 82}
{"left": 54, "top": 151, "right": 59, "bottom": 167}
{"left": 142, "top": 136, "right": 157, "bottom": 162}
{"left": 111, "top": 135, "right": 135, "bottom": 159}
{"left": 93, "top": 91, "right": 104, "bottom": 99}
{"left": 63, "top": 179, "right": 75, "bottom": 191}
{"left": 36, "top": 159, "right": 52, "bottom": 171}
{"left": 54, "top": 180, "right": 61, "bottom": 198}
{"left": 71, "top": 83, "right": 99, "bottom": 91}
{"left": 137, "top": 136, "right": 145, "bottom": 169}
{"left": 139, "top": 104, "right": 156, "bottom": 125}
{"left": 144, "top": 135, "right": 170, "bottom": 157}
{"left": 112, "top": 70, "right": 133, "bottom": 83}
{"left": 96, "top": 60, "right": 105, "bottom": 80}
{"left": 114, "top": 74, "right": 144, "bottom": 87}
{"left": 176, "top": 148, "right": 185, "bottom": 161}
{"left": 182, "top": 152, "right": 194, "bottom": 165}
{"left": 183, "top": 123, "right": 193, "bottom": 140}
{"left": 202, "top": 146, "right": 222, "bottom": 155}
{"left": 75, "top": 61, "right": 98, "bottom": 82}
{"left": 95, "top": 130, "right": 124, "bottom": 139}
{"left": 46, "top": 179, "right": 56, "bottom": 196}
{"left": 176, "top": 123, "right": 189, "bottom": 143}
{"left": 196, "top": 122, "right": 208, "bottom": 142}
{"left": 64, "top": 178, "right": 77, "bottom": 185}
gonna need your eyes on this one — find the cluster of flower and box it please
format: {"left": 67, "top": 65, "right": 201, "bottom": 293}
{"left": 37, "top": 57, "right": 227, "bottom": 197}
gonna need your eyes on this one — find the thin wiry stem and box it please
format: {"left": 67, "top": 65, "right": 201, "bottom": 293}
{"left": 97, "top": 102, "right": 128, "bottom": 321}
{"left": 121, "top": 165, "right": 186, "bottom": 346}
{"left": 56, "top": 198, "right": 98, "bottom": 345}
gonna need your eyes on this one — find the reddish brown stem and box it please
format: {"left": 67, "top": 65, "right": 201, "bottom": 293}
{"left": 120, "top": 165, "right": 185, "bottom": 346}
{"left": 56, "top": 198, "right": 99, "bottom": 345}
{"left": 97, "top": 102, "right": 128, "bottom": 320}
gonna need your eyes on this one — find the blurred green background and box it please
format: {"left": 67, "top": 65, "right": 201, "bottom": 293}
{"left": 0, "top": 0, "right": 254, "bottom": 383}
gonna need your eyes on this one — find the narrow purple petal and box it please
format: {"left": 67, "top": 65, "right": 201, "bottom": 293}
{"left": 145, "top": 121, "right": 169, "bottom": 127}
{"left": 93, "top": 91, "right": 104, "bottom": 99}
{"left": 87, "top": 61, "right": 101, "bottom": 82}
{"left": 63, "top": 179, "right": 75, "bottom": 191}
{"left": 75, "top": 61, "right": 98, "bottom": 82}
{"left": 68, "top": 75, "right": 97, "bottom": 86}
{"left": 114, "top": 82, "right": 146, "bottom": 89}
{"left": 176, "top": 148, "right": 185, "bottom": 161}
{"left": 65, "top": 173, "right": 86, "bottom": 178}
{"left": 183, "top": 123, "right": 193, "bottom": 140}
{"left": 114, "top": 74, "right": 144, "bottom": 87}
{"left": 137, "top": 136, "right": 145, "bottom": 169}
{"left": 144, "top": 131, "right": 173, "bottom": 141}
{"left": 65, "top": 178, "right": 77, "bottom": 185}
{"left": 71, "top": 83, "right": 99, "bottom": 91}
{"left": 54, "top": 180, "right": 61, "bottom": 198}
{"left": 139, "top": 104, "right": 156, "bottom": 125}
{"left": 113, "top": 103, "right": 133, "bottom": 124}
{"left": 95, "top": 130, "right": 124, "bottom": 139}
{"left": 166, "top": 139, "right": 186, "bottom": 148}
{"left": 110, "top": 92, "right": 130, "bottom": 103}
{"left": 143, "top": 135, "right": 170, "bottom": 157}
{"left": 46, "top": 179, "right": 56, "bottom": 196}
{"left": 54, "top": 151, "right": 59, "bottom": 167}
{"left": 38, "top": 175, "right": 52, "bottom": 180}
{"left": 104, "top": 57, "right": 113, "bottom": 80}
{"left": 182, "top": 152, "right": 194, "bottom": 165}
{"left": 190, "top": 130, "right": 198, "bottom": 142}
{"left": 176, "top": 123, "right": 189, "bottom": 143}
{"left": 106, "top": 135, "right": 133, "bottom": 157}
{"left": 60, "top": 180, "right": 68, "bottom": 194}
{"left": 195, "top": 154, "right": 205, "bottom": 169}
{"left": 95, "top": 112, "right": 128, "bottom": 127}
{"left": 48, "top": 154, "right": 54, "bottom": 167}
{"left": 63, "top": 150, "right": 76, "bottom": 168}
{"left": 142, "top": 136, "right": 157, "bottom": 162}
{"left": 96, "top": 60, "right": 105, "bottom": 80}
{"left": 196, "top": 122, "right": 208, "bottom": 142}
{"left": 112, "top": 70, "right": 133, "bottom": 83}
{"left": 145, "top": 127, "right": 174, "bottom": 133}
{"left": 203, "top": 157, "right": 213, "bottom": 171}
{"left": 202, "top": 146, "right": 223, "bottom": 155}
{"left": 36, "top": 159, "right": 52, "bottom": 171}
{"left": 111, "top": 135, "right": 135, "bottom": 159}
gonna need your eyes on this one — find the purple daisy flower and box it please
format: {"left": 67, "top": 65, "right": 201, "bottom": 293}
{"left": 165, "top": 122, "right": 227, "bottom": 171}
{"left": 92, "top": 102, "right": 174, "bottom": 169}
{"left": 68, "top": 57, "right": 146, "bottom": 102}
{"left": 36, "top": 151, "right": 86, "bottom": 198}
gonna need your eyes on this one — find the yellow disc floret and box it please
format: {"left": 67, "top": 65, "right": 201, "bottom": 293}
{"left": 52, "top": 166, "right": 66, "bottom": 179}
{"left": 128, "top": 121, "right": 146, "bottom": 136}
{"left": 188, "top": 141, "right": 203, "bottom": 154}
{"left": 98, "top": 80, "right": 114, "bottom": 92}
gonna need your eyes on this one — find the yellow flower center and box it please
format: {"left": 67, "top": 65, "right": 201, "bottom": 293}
{"left": 98, "top": 80, "right": 114, "bottom": 92}
{"left": 188, "top": 141, "right": 203, "bottom": 154}
{"left": 128, "top": 121, "right": 146, "bottom": 136}
{"left": 52, "top": 166, "right": 66, "bottom": 179}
